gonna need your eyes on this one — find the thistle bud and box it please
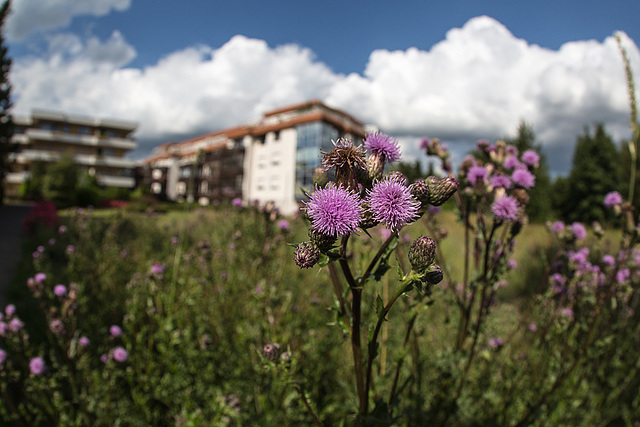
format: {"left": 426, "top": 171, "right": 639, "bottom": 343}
{"left": 312, "top": 166, "right": 329, "bottom": 187}
{"left": 428, "top": 176, "right": 458, "bottom": 206}
{"left": 424, "top": 263, "right": 444, "bottom": 284}
{"left": 367, "top": 154, "right": 384, "bottom": 181}
{"left": 308, "top": 228, "right": 336, "bottom": 252}
{"left": 294, "top": 242, "right": 320, "bottom": 269}
{"left": 385, "top": 171, "right": 408, "bottom": 185}
{"left": 408, "top": 236, "right": 437, "bottom": 272}
{"left": 410, "top": 179, "right": 430, "bottom": 204}
{"left": 262, "top": 343, "right": 281, "bottom": 361}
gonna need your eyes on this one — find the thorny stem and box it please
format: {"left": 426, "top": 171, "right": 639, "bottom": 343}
{"left": 327, "top": 262, "right": 352, "bottom": 335}
{"left": 293, "top": 385, "right": 323, "bottom": 427}
{"left": 338, "top": 235, "right": 367, "bottom": 416}
{"left": 388, "top": 312, "right": 418, "bottom": 407}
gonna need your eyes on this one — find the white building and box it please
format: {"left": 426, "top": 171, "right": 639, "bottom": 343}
{"left": 5, "top": 109, "right": 138, "bottom": 198}
{"left": 144, "top": 100, "right": 368, "bottom": 215}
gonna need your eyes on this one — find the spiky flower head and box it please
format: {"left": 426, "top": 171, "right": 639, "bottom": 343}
{"left": 262, "top": 343, "right": 281, "bottom": 361}
{"left": 366, "top": 176, "right": 420, "bottom": 233}
{"left": 410, "top": 179, "right": 430, "bottom": 205}
{"left": 604, "top": 191, "right": 623, "bottom": 208}
{"left": 322, "top": 138, "right": 367, "bottom": 189}
{"left": 364, "top": 132, "right": 401, "bottom": 163}
{"left": 294, "top": 242, "right": 320, "bottom": 268}
{"left": 304, "top": 184, "right": 362, "bottom": 237}
{"left": 468, "top": 165, "right": 487, "bottom": 186}
{"left": 308, "top": 228, "right": 337, "bottom": 252}
{"left": 512, "top": 168, "right": 535, "bottom": 189}
{"left": 427, "top": 176, "right": 459, "bottom": 206}
{"left": 424, "top": 263, "right": 444, "bottom": 284}
{"left": 408, "top": 236, "right": 437, "bottom": 272}
{"left": 491, "top": 195, "right": 519, "bottom": 222}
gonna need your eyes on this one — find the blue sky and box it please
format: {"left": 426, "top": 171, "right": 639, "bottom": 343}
{"left": 5, "top": 0, "right": 640, "bottom": 175}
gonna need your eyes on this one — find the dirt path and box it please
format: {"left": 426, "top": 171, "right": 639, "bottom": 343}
{"left": 0, "top": 203, "right": 31, "bottom": 308}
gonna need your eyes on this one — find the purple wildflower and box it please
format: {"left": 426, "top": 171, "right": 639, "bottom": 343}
{"left": 489, "top": 338, "right": 504, "bottom": 348}
{"left": 560, "top": 307, "right": 573, "bottom": 318}
{"left": 8, "top": 318, "right": 23, "bottom": 333}
{"left": 604, "top": 191, "right": 623, "bottom": 208}
{"left": 29, "top": 357, "right": 45, "bottom": 375}
{"left": 467, "top": 165, "right": 487, "bottom": 186}
{"left": 602, "top": 255, "right": 615, "bottom": 266}
{"left": 528, "top": 323, "right": 537, "bottom": 332}
{"left": 491, "top": 196, "right": 519, "bottom": 222}
{"left": 616, "top": 268, "right": 630, "bottom": 283}
{"left": 364, "top": 132, "right": 401, "bottom": 163}
{"left": 171, "top": 236, "right": 179, "bottom": 245}
{"left": 366, "top": 177, "right": 420, "bottom": 233}
{"left": 49, "top": 319, "right": 64, "bottom": 335}
{"left": 0, "top": 322, "right": 6, "bottom": 336}
{"left": 34, "top": 273, "right": 46, "bottom": 283}
{"left": 231, "top": 197, "right": 243, "bottom": 208}
{"left": 53, "top": 284, "right": 67, "bottom": 297}
{"left": 551, "top": 221, "right": 565, "bottom": 234}
{"left": 5, "top": 304, "right": 15, "bottom": 317}
{"left": 0, "top": 349, "right": 6, "bottom": 364}
{"left": 150, "top": 264, "right": 164, "bottom": 275}
{"left": 48, "top": 238, "right": 56, "bottom": 246}
{"left": 507, "top": 259, "right": 517, "bottom": 269}
{"left": 419, "top": 138, "right": 430, "bottom": 150}
{"left": 277, "top": 220, "right": 290, "bottom": 231}
{"left": 512, "top": 168, "right": 535, "bottom": 189}
{"left": 571, "top": 222, "right": 587, "bottom": 240}
{"left": 113, "top": 346, "right": 128, "bottom": 362}
{"left": 490, "top": 174, "right": 512, "bottom": 189}
{"left": 109, "top": 325, "right": 122, "bottom": 338}
{"left": 304, "top": 184, "right": 362, "bottom": 237}
{"left": 506, "top": 145, "right": 518, "bottom": 157}
{"left": 100, "top": 354, "right": 108, "bottom": 364}
{"left": 521, "top": 150, "right": 540, "bottom": 166}
{"left": 58, "top": 225, "right": 67, "bottom": 233}
{"left": 503, "top": 155, "right": 519, "bottom": 169}
{"left": 79, "top": 336, "right": 90, "bottom": 347}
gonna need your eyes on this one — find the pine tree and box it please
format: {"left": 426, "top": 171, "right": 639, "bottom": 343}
{"left": 560, "top": 124, "right": 622, "bottom": 223}
{"left": 504, "top": 121, "right": 553, "bottom": 222}
{"left": 0, "top": 0, "right": 13, "bottom": 205}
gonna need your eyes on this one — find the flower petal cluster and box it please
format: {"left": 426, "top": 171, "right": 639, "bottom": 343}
{"left": 511, "top": 168, "right": 535, "bottom": 189}
{"left": 491, "top": 195, "right": 519, "bottom": 221}
{"left": 604, "top": 191, "right": 622, "bottom": 207}
{"left": 521, "top": 149, "right": 540, "bottom": 166}
{"left": 304, "top": 184, "right": 362, "bottom": 237}
{"left": 467, "top": 165, "right": 487, "bottom": 186}
{"left": 490, "top": 174, "right": 511, "bottom": 189}
{"left": 29, "top": 357, "right": 45, "bottom": 375}
{"left": 366, "top": 177, "right": 420, "bottom": 232}
{"left": 364, "top": 132, "right": 401, "bottom": 163}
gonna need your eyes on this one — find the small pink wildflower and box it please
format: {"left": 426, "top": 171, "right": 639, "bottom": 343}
{"left": 113, "top": 346, "right": 128, "bottom": 362}
{"left": 109, "top": 325, "right": 122, "bottom": 337}
{"left": 29, "top": 357, "right": 45, "bottom": 375}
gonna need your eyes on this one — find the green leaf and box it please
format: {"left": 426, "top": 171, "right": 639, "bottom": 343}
{"left": 375, "top": 294, "right": 385, "bottom": 319}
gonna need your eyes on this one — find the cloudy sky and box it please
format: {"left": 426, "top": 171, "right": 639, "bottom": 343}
{"left": 5, "top": 0, "right": 640, "bottom": 176}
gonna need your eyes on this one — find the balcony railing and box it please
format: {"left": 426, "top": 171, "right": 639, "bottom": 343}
{"left": 22, "top": 128, "right": 137, "bottom": 150}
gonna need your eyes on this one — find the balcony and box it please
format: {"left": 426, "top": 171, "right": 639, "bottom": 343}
{"left": 5, "top": 171, "right": 29, "bottom": 184}
{"left": 98, "top": 175, "right": 135, "bottom": 188}
{"left": 25, "top": 128, "right": 137, "bottom": 150}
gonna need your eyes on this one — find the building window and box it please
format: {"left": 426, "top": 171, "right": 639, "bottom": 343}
{"left": 270, "top": 175, "right": 280, "bottom": 191}
{"left": 295, "top": 122, "right": 338, "bottom": 197}
{"left": 177, "top": 182, "right": 187, "bottom": 195}
{"left": 180, "top": 167, "right": 191, "bottom": 178}
{"left": 271, "top": 151, "right": 281, "bottom": 166}
{"left": 151, "top": 182, "right": 162, "bottom": 194}
{"left": 202, "top": 165, "right": 211, "bottom": 177}
{"left": 200, "top": 181, "right": 208, "bottom": 194}
{"left": 152, "top": 169, "right": 163, "bottom": 180}
{"left": 78, "top": 126, "right": 91, "bottom": 135}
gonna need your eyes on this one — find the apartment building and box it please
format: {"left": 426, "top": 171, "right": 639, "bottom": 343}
{"left": 4, "top": 109, "right": 138, "bottom": 198}
{"left": 142, "top": 100, "right": 369, "bottom": 214}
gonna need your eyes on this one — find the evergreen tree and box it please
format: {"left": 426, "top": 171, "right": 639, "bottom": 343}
{"left": 560, "top": 124, "right": 622, "bottom": 223}
{"left": 504, "top": 121, "right": 553, "bottom": 222}
{"left": 42, "top": 153, "right": 78, "bottom": 208}
{"left": 0, "top": 0, "right": 13, "bottom": 205}
{"left": 391, "top": 160, "right": 423, "bottom": 183}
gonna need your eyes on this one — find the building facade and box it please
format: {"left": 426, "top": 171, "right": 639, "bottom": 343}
{"left": 5, "top": 109, "right": 138, "bottom": 198}
{"left": 142, "top": 100, "right": 369, "bottom": 214}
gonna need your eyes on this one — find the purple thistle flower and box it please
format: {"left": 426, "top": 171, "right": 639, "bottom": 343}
{"left": 79, "top": 336, "right": 90, "bottom": 347}
{"left": 419, "top": 138, "right": 430, "bottom": 150}
{"left": 366, "top": 177, "right": 420, "bottom": 233}
{"left": 53, "top": 284, "right": 67, "bottom": 297}
{"left": 66, "top": 245, "right": 75, "bottom": 254}
{"left": 560, "top": 307, "right": 573, "bottom": 318}
{"left": 304, "top": 184, "right": 362, "bottom": 237}
{"left": 8, "top": 318, "right": 23, "bottom": 333}
{"left": 491, "top": 196, "right": 519, "bottom": 222}
{"left": 29, "top": 357, "right": 45, "bottom": 375}
{"left": 49, "top": 319, "right": 64, "bottom": 335}
{"left": 467, "top": 165, "right": 487, "bottom": 186}
{"left": 231, "top": 197, "right": 243, "bottom": 208}
{"left": 113, "top": 346, "right": 128, "bottom": 362}
{"left": 616, "top": 268, "right": 630, "bottom": 283}
{"left": 512, "top": 168, "right": 535, "bottom": 189}
{"left": 602, "top": 254, "right": 615, "bottom": 266}
{"left": 507, "top": 259, "right": 517, "bottom": 269}
{"left": 109, "top": 325, "right": 122, "bottom": 337}
{"left": 100, "top": 354, "right": 108, "bottom": 364}
{"left": 489, "top": 338, "right": 504, "bottom": 348}
{"left": 34, "top": 273, "right": 46, "bottom": 283}
{"left": 490, "top": 174, "right": 512, "bottom": 189}
{"left": 604, "top": 191, "right": 623, "bottom": 208}
{"left": 503, "top": 155, "right": 520, "bottom": 169}
{"left": 551, "top": 221, "right": 565, "bottom": 234}
{"left": 506, "top": 145, "right": 518, "bottom": 157}
{"left": 277, "top": 220, "right": 290, "bottom": 231}
{"left": 521, "top": 149, "right": 540, "bottom": 166}
{"left": 150, "top": 264, "right": 164, "bottom": 275}
{"left": 528, "top": 323, "right": 537, "bottom": 332}
{"left": 364, "top": 132, "right": 401, "bottom": 163}
{"left": 571, "top": 222, "right": 587, "bottom": 240}
{"left": 0, "top": 349, "right": 6, "bottom": 364}
{"left": 5, "top": 304, "right": 15, "bottom": 317}
{"left": 58, "top": 225, "right": 67, "bottom": 234}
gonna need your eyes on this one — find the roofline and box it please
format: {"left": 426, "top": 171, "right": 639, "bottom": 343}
{"left": 263, "top": 99, "right": 365, "bottom": 127}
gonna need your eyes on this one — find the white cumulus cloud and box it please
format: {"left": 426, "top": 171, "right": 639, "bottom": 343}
{"left": 9, "top": 15, "right": 640, "bottom": 175}
{"left": 6, "top": 0, "right": 131, "bottom": 41}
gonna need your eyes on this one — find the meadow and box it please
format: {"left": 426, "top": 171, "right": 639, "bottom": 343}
{"left": 1, "top": 174, "right": 638, "bottom": 426}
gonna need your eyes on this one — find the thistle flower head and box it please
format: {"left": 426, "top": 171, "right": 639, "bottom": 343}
{"left": 293, "top": 242, "right": 320, "bottom": 268}
{"left": 366, "top": 177, "right": 420, "bottom": 233}
{"left": 424, "top": 263, "right": 444, "bottom": 284}
{"left": 262, "top": 343, "right": 281, "bottom": 361}
{"left": 322, "top": 138, "right": 367, "bottom": 189}
{"left": 113, "top": 346, "right": 128, "bottom": 362}
{"left": 304, "top": 184, "right": 362, "bottom": 237}
{"left": 29, "top": 357, "right": 45, "bottom": 375}
{"left": 604, "top": 191, "right": 623, "bottom": 207}
{"left": 521, "top": 149, "right": 540, "bottom": 166}
{"left": 571, "top": 222, "right": 587, "bottom": 240}
{"left": 490, "top": 174, "right": 512, "bottom": 189}
{"left": 491, "top": 195, "right": 519, "bottom": 222}
{"left": 427, "top": 176, "right": 459, "bottom": 206}
{"left": 512, "top": 168, "right": 535, "bottom": 189}
{"left": 468, "top": 165, "right": 487, "bottom": 186}
{"left": 408, "top": 236, "right": 437, "bottom": 272}
{"left": 364, "top": 132, "right": 401, "bottom": 163}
